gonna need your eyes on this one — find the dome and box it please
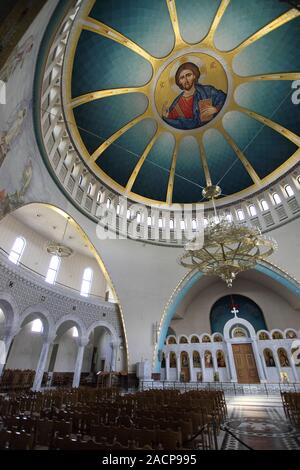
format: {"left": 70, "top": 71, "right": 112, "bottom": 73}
{"left": 56, "top": 0, "right": 300, "bottom": 207}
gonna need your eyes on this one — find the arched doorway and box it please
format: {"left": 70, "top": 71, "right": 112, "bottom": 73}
{"left": 225, "top": 319, "right": 261, "bottom": 384}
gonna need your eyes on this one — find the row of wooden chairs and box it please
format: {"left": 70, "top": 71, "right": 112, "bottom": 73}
{"left": 0, "top": 369, "right": 35, "bottom": 391}
{"left": 0, "top": 388, "right": 225, "bottom": 449}
{"left": 281, "top": 392, "right": 300, "bottom": 427}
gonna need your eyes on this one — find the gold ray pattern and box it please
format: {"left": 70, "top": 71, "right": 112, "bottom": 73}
{"left": 125, "top": 130, "right": 161, "bottom": 192}
{"left": 61, "top": 0, "right": 300, "bottom": 207}
{"left": 71, "top": 86, "right": 150, "bottom": 108}
{"left": 236, "top": 106, "right": 300, "bottom": 147}
{"left": 202, "top": 0, "right": 231, "bottom": 47}
{"left": 226, "top": 9, "right": 300, "bottom": 57}
{"left": 166, "top": 138, "right": 179, "bottom": 204}
{"left": 198, "top": 138, "right": 212, "bottom": 187}
{"left": 81, "top": 17, "right": 158, "bottom": 66}
{"left": 91, "top": 111, "right": 152, "bottom": 162}
{"left": 166, "top": 0, "right": 185, "bottom": 48}
{"left": 239, "top": 72, "right": 300, "bottom": 83}
{"left": 217, "top": 122, "right": 261, "bottom": 185}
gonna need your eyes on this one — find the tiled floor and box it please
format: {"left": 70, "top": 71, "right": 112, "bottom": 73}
{"left": 221, "top": 395, "right": 300, "bottom": 450}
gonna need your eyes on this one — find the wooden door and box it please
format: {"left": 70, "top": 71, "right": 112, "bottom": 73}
{"left": 232, "top": 343, "right": 260, "bottom": 384}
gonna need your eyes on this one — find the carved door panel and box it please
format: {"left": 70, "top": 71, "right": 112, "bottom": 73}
{"left": 232, "top": 344, "right": 259, "bottom": 384}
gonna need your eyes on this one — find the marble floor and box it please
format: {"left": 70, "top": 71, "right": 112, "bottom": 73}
{"left": 221, "top": 395, "right": 300, "bottom": 450}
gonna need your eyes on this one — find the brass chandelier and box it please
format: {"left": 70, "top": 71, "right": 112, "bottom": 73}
{"left": 46, "top": 217, "right": 73, "bottom": 258}
{"left": 179, "top": 185, "right": 277, "bottom": 288}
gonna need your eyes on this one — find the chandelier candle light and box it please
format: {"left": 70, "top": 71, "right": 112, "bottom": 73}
{"left": 179, "top": 185, "right": 277, "bottom": 288}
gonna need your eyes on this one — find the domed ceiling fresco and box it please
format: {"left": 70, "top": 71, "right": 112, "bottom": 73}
{"left": 64, "top": 0, "right": 300, "bottom": 205}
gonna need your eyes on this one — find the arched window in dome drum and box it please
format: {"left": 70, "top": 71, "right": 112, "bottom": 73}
{"left": 237, "top": 209, "right": 244, "bottom": 221}
{"left": 284, "top": 185, "right": 294, "bottom": 197}
{"left": 272, "top": 193, "right": 281, "bottom": 205}
{"left": 249, "top": 205, "right": 257, "bottom": 217}
{"left": 260, "top": 200, "right": 269, "bottom": 211}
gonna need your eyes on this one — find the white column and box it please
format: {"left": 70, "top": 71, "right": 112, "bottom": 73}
{"left": 165, "top": 354, "right": 170, "bottom": 381}
{"left": 0, "top": 332, "right": 17, "bottom": 377}
{"left": 176, "top": 355, "right": 181, "bottom": 381}
{"left": 32, "top": 339, "right": 52, "bottom": 392}
{"left": 212, "top": 351, "right": 218, "bottom": 380}
{"left": 226, "top": 343, "right": 237, "bottom": 383}
{"left": 188, "top": 352, "right": 194, "bottom": 382}
{"left": 260, "top": 350, "right": 269, "bottom": 383}
{"left": 110, "top": 341, "right": 119, "bottom": 372}
{"left": 273, "top": 348, "right": 282, "bottom": 381}
{"left": 252, "top": 341, "right": 267, "bottom": 383}
{"left": 200, "top": 353, "right": 206, "bottom": 382}
{"left": 288, "top": 351, "right": 299, "bottom": 382}
{"left": 72, "top": 339, "right": 88, "bottom": 388}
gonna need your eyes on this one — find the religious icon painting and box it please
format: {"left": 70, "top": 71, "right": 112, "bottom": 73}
{"left": 155, "top": 53, "right": 228, "bottom": 131}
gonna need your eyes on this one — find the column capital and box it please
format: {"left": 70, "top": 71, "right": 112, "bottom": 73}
{"left": 78, "top": 337, "right": 89, "bottom": 348}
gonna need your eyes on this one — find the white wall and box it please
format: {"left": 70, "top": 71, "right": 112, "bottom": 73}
{"left": 0, "top": 214, "right": 107, "bottom": 298}
{"left": 6, "top": 322, "right": 43, "bottom": 370}
{"left": 53, "top": 329, "right": 78, "bottom": 373}
{"left": 170, "top": 277, "right": 300, "bottom": 336}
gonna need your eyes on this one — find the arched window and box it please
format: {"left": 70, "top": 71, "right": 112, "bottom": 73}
{"left": 126, "top": 209, "right": 131, "bottom": 220}
{"left": 147, "top": 216, "right": 152, "bottom": 226}
{"left": 106, "top": 198, "right": 111, "bottom": 209}
{"left": 80, "top": 267, "right": 93, "bottom": 297}
{"left": 284, "top": 185, "right": 294, "bottom": 197}
{"left": 297, "top": 175, "right": 300, "bottom": 185}
{"left": 31, "top": 319, "right": 43, "bottom": 333}
{"left": 237, "top": 209, "right": 245, "bottom": 221}
{"left": 225, "top": 213, "right": 233, "bottom": 222}
{"left": 272, "top": 193, "right": 281, "bottom": 205}
{"left": 180, "top": 220, "right": 185, "bottom": 230}
{"left": 45, "top": 255, "right": 60, "bottom": 284}
{"left": 78, "top": 174, "right": 84, "bottom": 186}
{"left": 260, "top": 200, "right": 269, "bottom": 211}
{"left": 192, "top": 219, "right": 197, "bottom": 231}
{"left": 137, "top": 213, "right": 141, "bottom": 224}
{"left": 72, "top": 326, "right": 79, "bottom": 337}
{"left": 170, "top": 219, "right": 174, "bottom": 230}
{"left": 97, "top": 191, "right": 102, "bottom": 203}
{"left": 9, "top": 237, "right": 26, "bottom": 264}
{"left": 248, "top": 205, "right": 257, "bottom": 217}
{"left": 87, "top": 182, "right": 93, "bottom": 195}
{"left": 158, "top": 218, "right": 163, "bottom": 229}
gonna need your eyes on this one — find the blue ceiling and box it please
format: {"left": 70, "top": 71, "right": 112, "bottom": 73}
{"left": 70, "top": 0, "right": 299, "bottom": 204}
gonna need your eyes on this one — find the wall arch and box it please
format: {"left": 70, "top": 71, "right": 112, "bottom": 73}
{"left": 0, "top": 202, "right": 128, "bottom": 369}
{"left": 86, "top": 320, "right": 119, "bottom": 343}
{"left": 0, "top": 292, "right": 20, "bottom": 336}
{"left": 20, "top": 305, "right": 54, "bottom": 339}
